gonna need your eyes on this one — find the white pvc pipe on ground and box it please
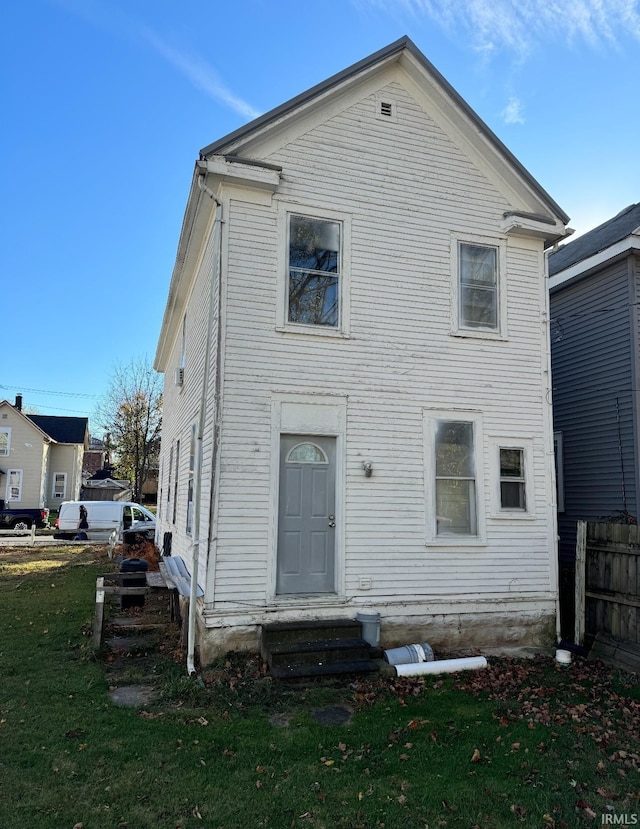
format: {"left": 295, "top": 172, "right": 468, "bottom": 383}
{"left": 395, "top": 656, "right": 487, "bottom": 677}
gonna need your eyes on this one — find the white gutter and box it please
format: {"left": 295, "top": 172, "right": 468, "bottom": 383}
{"left": 187, "top": 175, "right": 222, "bottom": 677}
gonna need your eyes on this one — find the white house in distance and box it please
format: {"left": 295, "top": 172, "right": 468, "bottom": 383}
{"left": 154, "top": 37, "right": 571, "bottom": 665}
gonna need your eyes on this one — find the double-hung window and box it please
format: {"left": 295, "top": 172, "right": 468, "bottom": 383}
{"left": 0, "top": 428, "right": 10, "bottom": 456}
{"left": 287, "top": 214, "right": 341, "bottom": 328}
{"left": 459, "top": 242, "right": 498, "bottom": 331}
{"left": 186, "top": 425, "right": 196, "bottom": 534}
{"left": 499, "top": 448, "right": 526, "bottom": 510}
{"left": 7, "top": 469, "right": 22, "bottom": 502}
{"left": 52, "top": 472, "right": 67, "bottom": 500}
{"left": 425, "top": 411, "right": 485, "bottom": 544}
{"left": 435, "top": 420, "right": 477, "bottom": 536}
{"left": 489, "top": 438, "right": 534, "bottom": 518}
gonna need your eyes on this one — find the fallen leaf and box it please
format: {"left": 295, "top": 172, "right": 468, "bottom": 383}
{"left": 596, "top": 787, "right": 618, "bottom": 798}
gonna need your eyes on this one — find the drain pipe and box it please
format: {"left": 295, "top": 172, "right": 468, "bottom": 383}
{"left": 543, "top": 246, "right": 562, "bottom": 646}
{"left": 186, "top": 173, "right": 222, "bottom": 677}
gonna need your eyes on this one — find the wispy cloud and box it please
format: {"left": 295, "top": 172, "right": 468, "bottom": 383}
{"left": 502, "top": 96, "right": 525, "bottom": 125}
{"left": 141, "top": 28, "right": 261, "bottom": 120}
{"left": 363, "top": 0, "right": 640, "bottom": 57}
{"left": 52, "top": 0, "right": 260, "bottom": 120}
{"left": 360, "top": 0, "right": 640, "bottom": 124}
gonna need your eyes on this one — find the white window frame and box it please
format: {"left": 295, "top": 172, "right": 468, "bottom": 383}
{"left": 450, "top": 233, "right": 507, "bottom": 339}
{"left": 0, "top": 427, "right": 11, "bottom": 456}
{"left": 424, "top": 409, "right": 486, "bottom": 546}
{"left": 52, "top": 472, "right": 67, "bottom": 500}
{"left": 488, "top": 437, "right": 535, "bottom": 519}
{"left": 6, "top": 469, "right": 23, "bottom": 502}
{"left": 276, "top": 203, "right": 351, "bottom": 337}
{"left": 186, "top": 424, "right": 196, "bottom": 535}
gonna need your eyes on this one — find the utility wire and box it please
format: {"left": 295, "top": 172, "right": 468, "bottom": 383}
{"left": 0, "top": 384, "right": 99, "bottom": 399}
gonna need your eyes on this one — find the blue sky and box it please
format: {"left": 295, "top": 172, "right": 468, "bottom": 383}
{"left": 2, "top": 0, "right": 639, "bottom": 424}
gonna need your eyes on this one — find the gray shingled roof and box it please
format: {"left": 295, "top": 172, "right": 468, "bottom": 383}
{"left": 27, "top": 414, "right": 88, "bottom": 444}
{"left": 548, "top": 203, "right": 640, "bottom": 276}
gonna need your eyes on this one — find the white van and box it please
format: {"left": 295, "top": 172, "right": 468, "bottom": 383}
{"left": 54, "top": 501, "right": 156, "bottom": 542}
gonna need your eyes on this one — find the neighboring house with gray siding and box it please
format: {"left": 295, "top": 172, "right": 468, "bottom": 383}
{"left": 154, "top": 37, "right": 570, "bottom": 666}
{"left": 549, "top": 203, "right": 640, "bottom": 627}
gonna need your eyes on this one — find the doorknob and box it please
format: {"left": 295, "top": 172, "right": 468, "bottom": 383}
{"left": 329, "top": 517, "right": 336, "bottom": 528}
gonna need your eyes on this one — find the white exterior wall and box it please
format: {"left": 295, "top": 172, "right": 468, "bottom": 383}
{"left": 156, "top": 213, "right": 220, "bottom": 592}
{"left": 156, "top": 74, "right": 560, "bottom": 662}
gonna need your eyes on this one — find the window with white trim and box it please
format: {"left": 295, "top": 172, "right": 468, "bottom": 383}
{"left": 167, "top": 445, "right": 173, "bottom": 519}
{"left": 488, "top": 437, "right": 534, "bottom": 518}
{"left": 172, "top": 440, "right": 180, "bottom": 525}
{"left": 287, "top": 214, "right": 341, "bottom": 328}
{"left": 434, "top": 420, "right": 478, "bottom": 536}
{"left": 499, "top": 448, "right": 526, "bottom": 510}
{"left": 0, "top": 428, "right": 10, "bottom": 456}
{"left": 52, "top": 472, "right": 67, "bottom": 500}
{"left": 186, "top": 425, "right": 195, "bottom": 534}
{"left": 425, "top": 411, "right": 486, "bottom": 544}
{"left": 452, "top": 236, "right": 507, "bottom": 338}
{"left": 459, "top": 242, "right": 498, "bottom": 330}
{"left": 6, "top": 469, "right": 23, "bottom": 502}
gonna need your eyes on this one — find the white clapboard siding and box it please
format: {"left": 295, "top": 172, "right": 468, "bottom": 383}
{"left": 155, "top": 53, "right": 562, "bottom": 655}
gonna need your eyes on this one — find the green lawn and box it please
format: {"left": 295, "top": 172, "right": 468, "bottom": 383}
{"left": 0, "top": 545, "right": 638, "bottom": 829}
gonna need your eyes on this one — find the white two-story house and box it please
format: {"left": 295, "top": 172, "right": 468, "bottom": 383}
{"left": 154, "top": 37, "right": 570, "bottom": 665}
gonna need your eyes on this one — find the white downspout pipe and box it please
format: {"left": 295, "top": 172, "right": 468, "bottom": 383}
{"left": 543, "top": 246, "right": 562, "bottom": 646}
{"left": 186, "top": 174, "right": 222, "bottom": 677}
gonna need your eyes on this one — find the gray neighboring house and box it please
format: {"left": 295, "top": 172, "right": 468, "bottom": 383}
{"left": 548, "top": 203, "right": 640, "bottom": 632}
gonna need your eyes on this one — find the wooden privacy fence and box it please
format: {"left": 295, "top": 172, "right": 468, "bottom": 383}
{"left": 574, "top": 521, "right": 640, "bottom": 649}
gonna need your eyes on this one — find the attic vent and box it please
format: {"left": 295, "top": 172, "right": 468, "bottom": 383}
{"left": 174, "top": 367, "right": 184, "bottom": 387}
{"left": 375, "top": 96, "right": 397, "bottom": 122}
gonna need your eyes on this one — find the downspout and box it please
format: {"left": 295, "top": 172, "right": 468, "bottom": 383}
{"left": 543, "top": 246, "right": 562, "bottom": 645}
{"left": 186, "top": 173, "right": 222, "bottom": 677}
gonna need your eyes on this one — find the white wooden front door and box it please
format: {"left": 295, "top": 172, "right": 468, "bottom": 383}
{"left": 277, "top": 435, "right": 336, "bottom": 595}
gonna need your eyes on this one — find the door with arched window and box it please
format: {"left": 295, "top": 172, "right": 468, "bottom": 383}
{"left": 277, "top": 435, "right": 336, "bottom": 594}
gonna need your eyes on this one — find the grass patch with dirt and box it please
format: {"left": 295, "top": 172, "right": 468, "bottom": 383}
{"left": 0, "top": 544, "right": 638, "bottom": 829}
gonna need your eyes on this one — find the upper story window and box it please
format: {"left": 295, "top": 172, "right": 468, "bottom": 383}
{"left": 288, "top": 214, "right": 341, "bottom": 328}
{"left": 459, "top": 242, "right": 498, "bottom": 331}
{"left": 0, "top": 428, "right": 11, "bottom": 456}
{"left": 451, "top": 236, "right": 507, "bottom": 339}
